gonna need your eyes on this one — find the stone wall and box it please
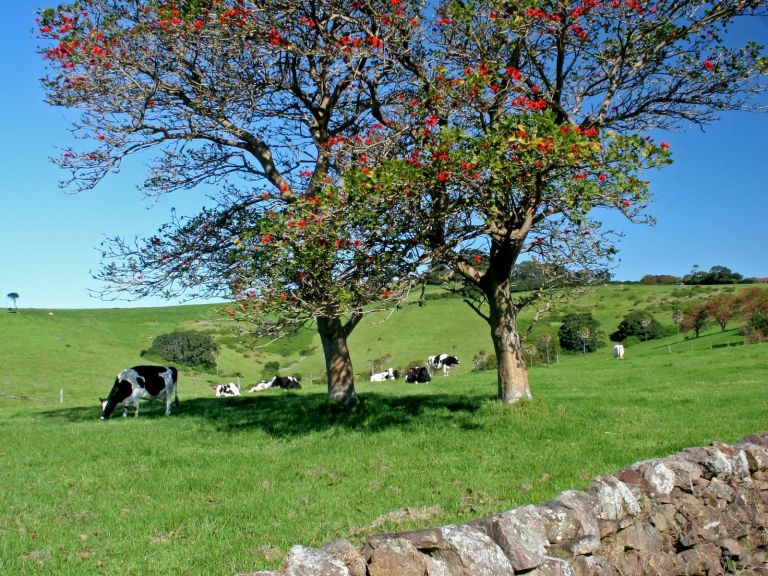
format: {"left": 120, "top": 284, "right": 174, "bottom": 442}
{"left": 239, "top": 433, "right": 768, "bottom": 576}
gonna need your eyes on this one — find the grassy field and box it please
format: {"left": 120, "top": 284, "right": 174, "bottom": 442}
{"left": 0, "top": 284, "right": 766, "bottom": 575}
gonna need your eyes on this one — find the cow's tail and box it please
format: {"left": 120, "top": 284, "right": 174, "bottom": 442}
{"left": 170, "top": 366, "right": 179, "bottom": 406}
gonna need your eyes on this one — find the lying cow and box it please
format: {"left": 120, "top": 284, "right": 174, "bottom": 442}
{"left": 612, "top": 344, "right": 625, "bottom": 360}
{"left": 428, "top": 353, "right": 460, "bottom": 375}
{"left": 215, "top": 383, "right": 241, "bottom": 397}
{"left": 248, "top": 380, "right": 273, "bottom": 393}
{"left": 370, "top": 368, "right": 400, "bottom": 382}
{"left": 100, "top": 365, "right": 178, "bottom": 419}
{"left": 270, "top": 376, "right": 301, "bottom": 390}
{"left": 405, "top": 366, "right": 431, "bottom": 383}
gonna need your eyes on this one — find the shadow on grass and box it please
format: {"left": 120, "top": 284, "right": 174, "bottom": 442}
{"left": 38, "top": 390, "right": 494, "bottom": 437}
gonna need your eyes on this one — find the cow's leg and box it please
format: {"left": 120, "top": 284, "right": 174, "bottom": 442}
{"left": 165, "top": 386, "right": 173, "bottom": 416}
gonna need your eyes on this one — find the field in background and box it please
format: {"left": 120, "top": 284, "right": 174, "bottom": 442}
{"left": 0, "top": 284, "right": 765, "bottom": 575}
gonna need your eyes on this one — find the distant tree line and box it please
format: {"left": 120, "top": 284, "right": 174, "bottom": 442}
{"left": 556, "top": 286, "right": 768, "bottom": 356}
{"left": 640, "top": 265, "right": 758, "bottom": 286}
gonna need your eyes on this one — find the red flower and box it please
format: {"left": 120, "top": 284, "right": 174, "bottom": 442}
{"left": 261, "top": 234, "right": 272, "bottom": 244}
{"left": 598, "top": 173, "right": 607, "bottom": 181}
{"left": 193, "top": 20, "right": 203, "bottom": 30}
{"left": 425, "top": 114, "right": 438, "bottom": 127}
{"left": 621, "top": 200, "right": 631, "bottom": 207}
{"left": 436, "top": 171, "right": 450, "bottom": 182}
{"left": 660, "top": 141, "right": 670, "bottom": 149}
{"left": 702, "top": 59, "right": 715, "bottom": 71}
{"left": 473, "top": 255, "right": 483, "bottom": 264}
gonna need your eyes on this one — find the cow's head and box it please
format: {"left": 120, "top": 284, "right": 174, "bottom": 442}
{"left": 100, "top": 378, "right": 131, "bottom": 419}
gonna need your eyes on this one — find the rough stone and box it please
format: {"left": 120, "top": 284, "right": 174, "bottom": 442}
{"left": 283, "top": 545, "right": 349, "bottom": 576}
{"left": 527, "top": 556, "right": 575, "bottom": 576}
{"left": 473, "top": 505, "right": 549, "bottom": 571}
{"left": 569, "top": 555, "right": 618, "bottom": 576}
{"left": 590, "top": 476, "right": 641, "bottom": 520}
{"left": 733, "top": 441, "right": 768, "bottom": 473}
{"left": 539, "top": 503, "right": 581, "bottom": 543}
{"left": 674, "top": 542, "right": 723, "bottom": 576}
{"left": 429, "top": 524, "right": 515, "bottom": 576}
{"left": 550, "top": 491, "right": 600, "bottom": 538}
{"left": 366, "top": 538, "right": 427, "bottom": 576}
{"left": 612, "top": 522, "right": 664, "bottom": 554}
{"left": 661, "top": 456, "right": 706, "bottom": 492}
{"left": 322, "top": 539, "right": 366, "bottom": 576}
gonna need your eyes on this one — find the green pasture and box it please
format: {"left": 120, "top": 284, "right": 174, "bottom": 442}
{"left": 0, "top": 284, "right": 766, "bottom": 575}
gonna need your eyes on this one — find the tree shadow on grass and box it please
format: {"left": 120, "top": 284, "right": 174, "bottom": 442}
{"left": 38, "top": 390, "right": 492, "bottom": 437}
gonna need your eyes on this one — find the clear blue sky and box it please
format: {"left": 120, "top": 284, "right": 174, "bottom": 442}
{"left": 2, "top": 3, "right": 767, "bottom": 310}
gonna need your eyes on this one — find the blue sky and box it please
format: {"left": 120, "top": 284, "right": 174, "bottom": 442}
{"left": 1, "top": 3, "right": 767, "bottom": 310}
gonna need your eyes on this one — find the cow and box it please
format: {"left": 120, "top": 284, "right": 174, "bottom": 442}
{"left": 248, "top": 380, "right": 273, "bottom": 393}
{"left": 370, "top": 368, "right": 400, "bottom": 382}
{"left": 405, "top": 366, "right": 431, "bottom": 383}
{"left": 100, "top": 365, "right": 178, "bottom": 419}
{"left": 270, "top": 376, "right": 301, "bottom": 390}
{"left": 612, "top": 344, "right": 625, "bottom": 360}
{"left": 428, "top": 354, "right": 460, "bottom": 376}
{"left": 215, "top": 383, "right": 241, "bottom": 397}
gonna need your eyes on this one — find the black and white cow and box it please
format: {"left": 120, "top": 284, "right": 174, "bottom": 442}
{"left": 248, "top": 380, "right": 273, "bottom": 393}
{"left": 100, "top": 365, "right": 178, "bottom": 419}
{"left": 215, "top": 383, "right": 241, "bottom": 397}
{"left": 405, "top": 366, "right": 431, "bottom": 383}
{"left": 370, "top": 368, "right": 400, "bottom": 382}
{"left": 428, "top": 354, "right": 460, "bottom": 375}
{"left": 270, "top": 376, "right": 301, "bottom": 390}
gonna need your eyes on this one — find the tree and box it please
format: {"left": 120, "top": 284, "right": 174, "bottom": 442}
{"left": 558, "top": 313, "right": 601, "bottom": 353}
{"left": 38, "top": 0, "right": 423, "bottom": 403}
{"left": 145, "top": 330, "right": 219, "bottom": 369}
{"left": 681, "top": 302, "right": 709, "bottom": 338}
{"left": 703, "top": 292, "right": 738, "bottom": 331}
{"left": 6, "top": 292, "right": 19, "bottom": 311}
{"left": 610, "top": 311, "right": 664, "bottom": 342}
{"left": 357, "top": 0, "right": 767, "bottom": 402}
{"left": 684, "top": 265, "right": 744, "bottom": 285}
{"left": 737, "top": 287, "right": 768, "bottom": 342}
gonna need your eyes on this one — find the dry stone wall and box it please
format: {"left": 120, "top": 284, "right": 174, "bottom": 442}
{"left": 238, "top": 433, "right": 768, "bottom": 576}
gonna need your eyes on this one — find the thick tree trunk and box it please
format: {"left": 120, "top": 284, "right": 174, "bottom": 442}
{"left": 317, "top": 316, "right": 358, "bottom": 403}
{"left": 487, "top": 283, "right": 532, "bottom": 404}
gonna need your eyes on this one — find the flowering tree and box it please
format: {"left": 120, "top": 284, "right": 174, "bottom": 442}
{"left": 352, "top": 0, "right": 767, "bottom": 402}
{"left": 37, "top": 0, "right": 424, "bottom": 402}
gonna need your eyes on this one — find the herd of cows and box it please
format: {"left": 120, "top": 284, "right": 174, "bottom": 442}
{"left": 98, "top": 353, "right": 461, "bottom": 419}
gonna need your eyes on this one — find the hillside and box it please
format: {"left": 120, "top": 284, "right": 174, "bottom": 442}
{"left": 0, "top": 283, "right": 756, "bottom": 405}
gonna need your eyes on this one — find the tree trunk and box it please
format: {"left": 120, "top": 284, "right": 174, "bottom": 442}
{"left": 316, "top": 316, "right": 358, "bottom": 403}
{"left": 487, "top": 283, "right": 532, "bottom": 404}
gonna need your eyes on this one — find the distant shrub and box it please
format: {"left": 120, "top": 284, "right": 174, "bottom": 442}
{"left": 262, "top": 361, "right": 280, "bottom": 378}
{"left": 610, "top": 311, "right": 664, "bottom": 343}
{"left": 558, "top": 313, "right": 602, "bottom": 353}
{"left": 144, "top": 330, "right": 219, "bottom": 369}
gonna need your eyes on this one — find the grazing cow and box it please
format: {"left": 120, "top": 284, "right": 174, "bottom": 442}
{"left": 612, "top": 344, "right": 625, "bottom": 360}
{"left": 428, "top": 354, "right": 460, "bottom": 375}
{"left": 405, "top": 366, "right": 431, "bottom": 383}
{"left": 215, "top": 383, "right": 241, "bottom": 397}
{"left": 270, "top": 376, "right": 301, "bottom": 390}
{"left": 100, "top": 365, "right": 178, "bottom": 419}
{"left": 370, "top": 368, "right": 400, "bottom": 382}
